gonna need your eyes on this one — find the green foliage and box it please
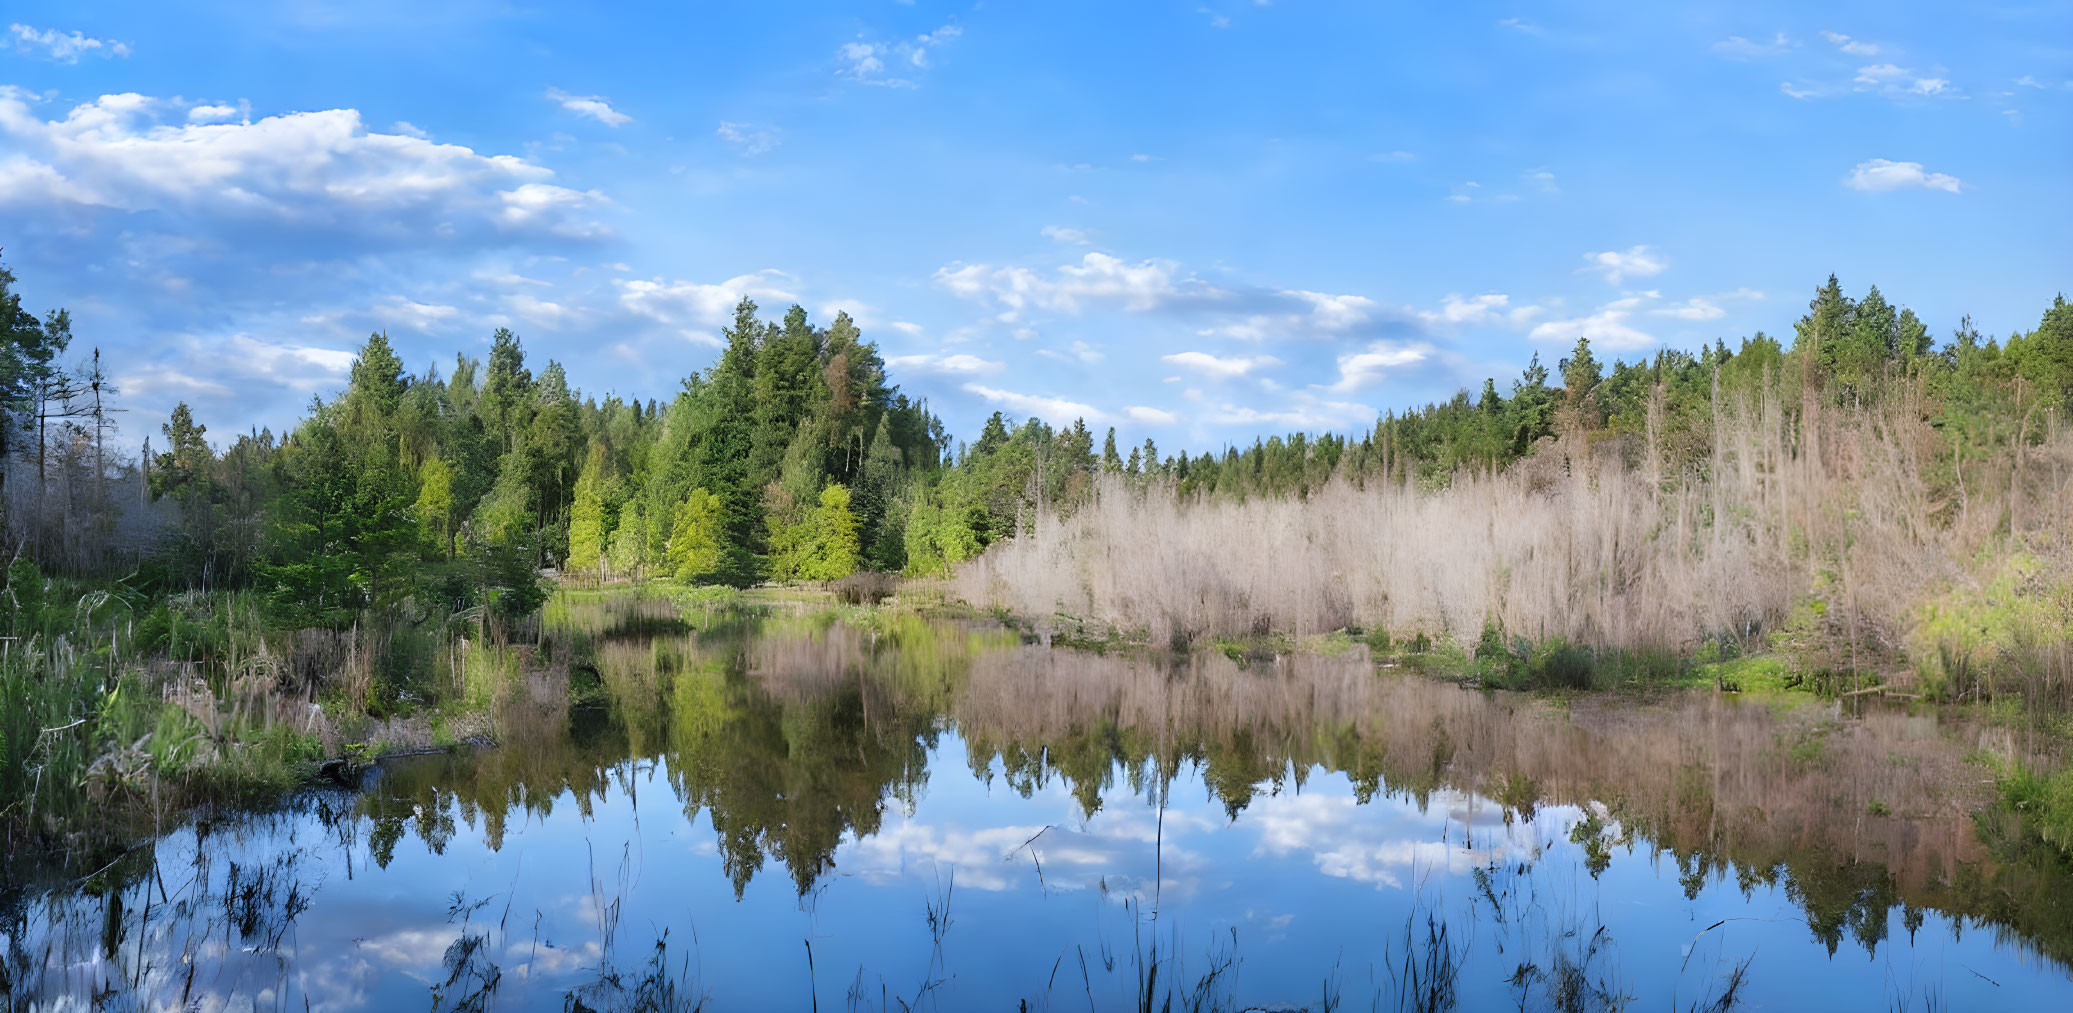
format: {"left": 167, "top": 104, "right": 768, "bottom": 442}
{"left": 567, "top": 451, "right": 607, "bottom": 573}
{"left": 415, "top": 455, "right": 457, "bottom": 557}
{"left": 668, "top": 488, "right": 725, "bottom": 582}
{"left": 1999, "top": 761, "right": 2073, "bottom": 857}
{"left": 800, "top": 484, "right": 863, "bottom": 581}
{"left": 1909, "top": 552, "right": 2070, "bottom": 705}
{"left": 608, "top": 502, "right": 647, "bottom": 575}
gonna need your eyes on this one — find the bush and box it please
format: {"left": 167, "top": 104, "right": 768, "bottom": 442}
{"left": 831, "top": 570, "right": 897, "bottom": 605}
{"left": 1531, "top": 640, "right": 1596, "bottom": 690}
{"left": 2001, "top": 761, "right": 2073, "bottom": 856}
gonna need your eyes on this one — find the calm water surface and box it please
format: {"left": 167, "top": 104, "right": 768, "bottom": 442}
{"left": 7, "top": 604, "right": 2071, "bottom": 1009}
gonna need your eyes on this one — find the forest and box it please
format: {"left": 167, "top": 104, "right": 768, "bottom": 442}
{"left": 4, "top": 242, "right": 2073, "bottom": 866}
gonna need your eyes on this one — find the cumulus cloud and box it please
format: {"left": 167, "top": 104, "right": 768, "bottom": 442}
{"left": 118, "top": 332, "right": 357, "bottom": 413}
{"left": 8, "top": 23, "right": 130, "bottom": 62}
{"left": 1579, "top": 245, "right": 1667, "bottom": 284}
{"left": 934, "top": 252, "right": 1217, "bottom": 321}
{"left": 1205, "top": 392, "right": 1377, "bottom": 430}
{"left": 716, "top": 120, "right": 779, "bottom": 155}
{"left": 1128, "top": 406, "right": 1180, "bottom": 425}
{"left": 545, "top": 88, "right": 631, "bottom": 127}
{"left": 1202, "top": 290, "right": 1387, "bottom": 342}
{"left": 1160, "top": 351, "right": 1281, "bottom": 379}
{"left": 616, "top": 270, "right": 800, "bottom": 345}
{"left": 1651, "top": 288, "right": 1763, "bottom": 321}
{"left": 1843, "top": 158, "right": 1963, "bottom": 194}
{"left": 1326, "top": 341, "right": 1436, "bottom": 392}
{"left": 885, "top": 352, "right": 1005, "bottom": 376}
{"left": 962, "top": 383, "right": 1107, "bottom": 425}
{"left": 1251, "top": 793, "right": 1521, "bottom": 889}
{"left": 1040, "top": 225, "right": 1092, "bottom": 245}
{"left": 1415, "top": 293, "right": 1542, "bottom": 329}
{"left": 374, "top": 296, "right": 462, "bottom": 332}
{"left": 1529, "top": 295, "right": 1658, "bottom": 351}
{"left": 1850, "top": 63, "right": 1958, "bottom": 100}
{"left": 0, "top": 90, "right": 611, "bottom": 244}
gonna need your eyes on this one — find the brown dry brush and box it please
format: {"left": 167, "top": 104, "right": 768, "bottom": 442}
{"left": 955, "top": 381, "right": 2073, "bottom": 675}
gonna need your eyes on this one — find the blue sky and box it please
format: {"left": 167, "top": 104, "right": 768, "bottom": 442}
{"left": 2, "top": 1, "right": 2066, "bottom": 450}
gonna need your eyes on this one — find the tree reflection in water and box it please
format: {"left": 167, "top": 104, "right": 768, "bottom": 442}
{"left": 4, "top": 607, "right": 2071, "bottom": 1007}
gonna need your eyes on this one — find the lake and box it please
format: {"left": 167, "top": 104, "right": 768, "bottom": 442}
{"left": 6, "top": 597, "right": 2070, "bottom": 1010}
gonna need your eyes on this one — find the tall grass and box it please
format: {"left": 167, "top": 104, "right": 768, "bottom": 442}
{"left": 954, "top": 384, "right": 2071, "bottom": 688}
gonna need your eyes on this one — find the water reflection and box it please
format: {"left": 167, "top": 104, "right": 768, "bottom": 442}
{"left": 5, "top": 607, "right": 2072, "bottom": 1009}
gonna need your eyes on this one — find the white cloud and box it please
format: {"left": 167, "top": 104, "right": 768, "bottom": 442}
{"left": 886, "top": 352, "right": 1004, "bottom": 376}
{"left": 1415, "top": 292, "right": 1542, "bottom": 328}
{"left": 1529, "top": 295, "right": 1658, "bottom": 351}
{"left": 1204, "top": 289, "right": 1384, "bottom": 342}
{"left": 845, "top": 821, "right": 1047, "bottom": 892}
{"left": 1522, "top": 168, "right": 1558, "bottom": 193}
{"left": 497, "top": 183, "right": 610, "bottom": 237}
{"left": 1160, "top": 351, "right": 1281, "bottom": 379}
{"left": 115, "top": 368, "right": 232, "bottom": 400}
{"left": 1206, "top": 392, "right": 1376, "bottom": 430}
{"left": 1251, "top": 793, "right": 1520, "bottom": 889}
{"left": 186, "top": 104, "right": 240, "bottom": 124}
{"left": 1327, "top": 341, "right": 1435, "bottom": 392}
{"left": 1819, "top": 30, "right": 1879, "bottom": 56}
{"left": 1284, "top": 290, "right": 1376, "bottom": 331}
{"left": 1712, "top": 32, "right": 1793, "bottom": 59}
{"left": 1843, "top": 158, "right": 1963, "bottom": 194}
{"left": 1036, "top": 340, "right": 1105, "bottom": 365}
{"left": 616, "top": 270, "right": 800, "bottom": 345}
{"left": 962, "top": 383, "right": 1106, "bottom": 425}
{"left": 1851, "top": 63, "right": 1959, "bottom": 101}
{"left": 934, "top": 252, "right": 1214, "bottom": 321}
{"left": 0, "top": 90, "right": 611, "bottom": 243}
{"left": 1780, "top": 82, "right": 1817, "bottom": 100}
{"left": 1579, "top": 245, "right": 1668, "bottom": 284}
{"left": 374, "top": 297, "right": 461, "bottom": 331}
{"left": 715, "top": 120, "right": 779, "bottom": 155}
{"left": 8, "top": 23, "right": 130, "bottom": 62}
{"left": 545, "top": 88, "right": 631, "bottom": 127}
{"left": 1040, "top": 225, "right": 1092, "bottom": 245}
{"left": 1128, "top": 406, "right": 1180, "bottom": 424}
{"left": 1655, "top": 297, "right": 1725, "bottom": 321}
{"left": 839, "top": 24, "right": 962, "bottom": 86}
{"left": 123, "top": 333, "right": 357, "bottom": 409}
{"left": 501, "top": 292, "right": 582, "bottom": 329}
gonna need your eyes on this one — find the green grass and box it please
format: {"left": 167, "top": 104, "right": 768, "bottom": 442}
{"left": 1991, "top": 759, "right": 2073, "bottom": 858}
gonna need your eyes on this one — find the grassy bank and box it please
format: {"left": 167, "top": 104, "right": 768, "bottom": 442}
{"left": 0, "top": 560, "right": 570, "bottom": 884}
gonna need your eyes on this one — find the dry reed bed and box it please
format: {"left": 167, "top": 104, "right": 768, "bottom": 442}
{"left": 944, "top": 641, "right": 1991, "bottom": 891}
{"left": 954, "top": 390, "right": 2073, "bottom": 663}
{"left": 715, "top": 620, "right": 2000, "bottom": 900}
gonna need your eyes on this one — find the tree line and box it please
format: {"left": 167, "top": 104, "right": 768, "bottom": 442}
{"left": 7, "top": 244, "right": 2072, "bottom": 626}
